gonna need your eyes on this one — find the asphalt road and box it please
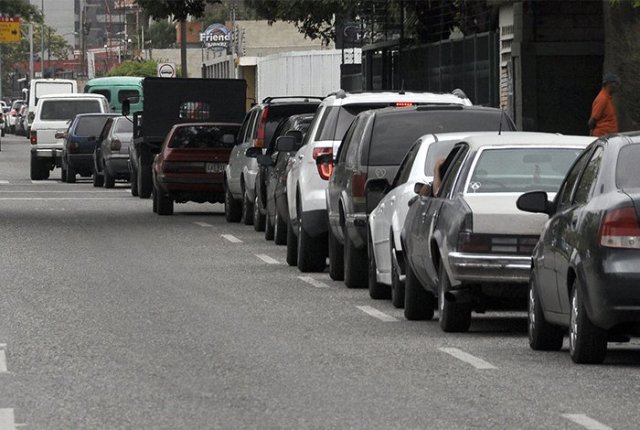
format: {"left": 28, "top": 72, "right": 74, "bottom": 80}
{"left": 0, "top": 134, "right": 638, "bottom": 430}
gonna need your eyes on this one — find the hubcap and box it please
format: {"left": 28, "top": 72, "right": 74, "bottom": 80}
{"left": 528, "top": 282, "right": 536, "bottom": 339}
{"left": 570, "top": 289, "right": 578, "bottom": 351}
{"left": 439, "top": 278, "right": 445, "bottom": 313}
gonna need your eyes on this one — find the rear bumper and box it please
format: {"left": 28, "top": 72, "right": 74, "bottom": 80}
{"left": 448, "top": 252, "right": 531, "bottom": 283}
{"left": 31, "top": 147, "right": 62, "bottom": 159}
{"left": 66, "top": 153, "right": 93, "bottom": 170}
{"left": 105, "top": 156, "right": 130, "bottom": 176}
{"left": 157, "top": 173, "right": 224, "bottom": 191}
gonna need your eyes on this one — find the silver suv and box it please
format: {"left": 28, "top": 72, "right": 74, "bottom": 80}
{"left": 285, "top": 90, "right": 472, "bottom": 272}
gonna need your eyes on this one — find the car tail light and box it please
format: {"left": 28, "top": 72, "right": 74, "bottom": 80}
{"left": 67, "top": 141, "right": 80, "bottom": 153}
{"left": 313, "top": 147, "right": 333, "bottom": 180}
{"left": 30, "top": 130, "right": 37, "bottom": 145}
{"left": 352, "top": 173, "right": 367, "bottom": 202}
{"left": 395, "top": 102, "right": 414, "bottom": 107}
{"left": 255, "top": 106, "right": 269, "bottom": 148}
{"left": 599, "top": 206, "right": 640, "bottom": 249}
{"left": 457, "top": 232, "right": 492, "bottom": 253}
{"left": 110, "top": 139, "right": 122, "bottom": 151}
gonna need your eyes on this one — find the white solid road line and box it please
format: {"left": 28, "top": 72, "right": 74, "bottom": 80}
{"left": 561, "top": 414, "right": 613, "bottom": 430}
{"left": 255, "top": 254, "right": 280, "bottom": 264}
{"left": 221, "top": 234, "right": 242, "bottom": 243}
{"left": 29, "top": 180, "right": 58, "bottom": 184}
{"left": 298, "top": 276, "right": 330, "bottom": 288}
{"left": 438, "top": 347, "right": 497, "bottom": 370}
{"left": 0, "top": 350, "right": 6, "bottom": 373}
{"left": 194, "top": 222, "right": 213, "bottom": 227}
{"left": 0, "top": 409, "right": 15, "bottom": 430}
{"left": 356, "top": 305, "right": 399, "bottom": 322}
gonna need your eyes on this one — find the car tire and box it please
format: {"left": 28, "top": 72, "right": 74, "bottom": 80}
{"left": 156, "top": 189, "right": 174, "bottom": 216}
{"left": 569, "top": 281, "right": 607, "bottom": 364}
{"left": 390, "top": 239, "right": 405, "bottom": 309}
{"left": 152, "top": 186, "right": 158, "bottom": 213}
{"left": 240, "top": 186, "right": 254, "bottom": 226}
{"left": 273, "top": 210, "right": 287, "bottom": 245}
{"left": 66, "top": 165, "right": 76, "bottom": 184}
{"left": 130, "top": 166, "right": 139, "bottom": 197}
{"left": 344, "top": 225, "right": 367, "bottom": 288}
{"left": 225, "top": 186, "right": 242, "bottom": 223}
{"left": 104, "top": 163, "right": 115, "bottom": 188}
{"left": 403, "top": 258, "right": 435, "bottom": 320}
{"left": 137, "top": 151, "right": 153, "bottom": 198}
{"left": 296, "top": 215, "right": 325, "bottom": 272}
{"left": 328, "top": 227, "right": 344, "bottom": 281}
{"left": 438, "top": 261, "right": 472, "bottom": 333}
{"left": 286, "top": 220, "right": 298, "bottom": 266}
{"left": 368, "top": 232, "right": 391, "bottom": 299}
{"left": 92, "top": 169, "right": 104, "bottom": 187}
{"left": 61, "top": 164, "right": 68, "bottom": 183}
{"left": 30, "top": 154, "right": 48, "bottom": 180}
{"left": 254, "top": 194, "right": 266, "bottom": 232}
{"left": 264, "top": 216, "right": 275, "bottom": 241}
{"left": 528, "top": 273, "right": 564, "bottom": 351}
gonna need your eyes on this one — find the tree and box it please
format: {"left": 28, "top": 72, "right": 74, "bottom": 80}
{"left": 135, "top": 0, "right": 221, "bottom": 21}
{"left": 0, "top": 0, "right": 41, "bottom": 22}
{"left": 107, "top": 60, "right": 163, "bottom": 77}
{"left": 147, "top": 20, "right": 176, "bottom": 49}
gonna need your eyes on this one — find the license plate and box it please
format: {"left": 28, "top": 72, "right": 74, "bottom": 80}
{"left": 205, "top": 162, "right": 225, "bottom": 173}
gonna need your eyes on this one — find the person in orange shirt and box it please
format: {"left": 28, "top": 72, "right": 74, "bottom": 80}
{"left": 588, "top": 73, "right": 620, "bottom": 137}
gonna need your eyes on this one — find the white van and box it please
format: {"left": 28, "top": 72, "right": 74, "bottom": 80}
{"left": 30, "top": 93, "right": 109, "bottom": 180}
{"left": 26, "top": 78, "right": 77, "bottom": 135}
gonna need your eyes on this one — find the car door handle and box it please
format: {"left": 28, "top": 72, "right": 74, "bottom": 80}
{"left": 298, "top": 154, "right": 304, "bottom": 160}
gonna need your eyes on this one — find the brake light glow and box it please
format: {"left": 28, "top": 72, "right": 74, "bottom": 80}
{"left": 599, "top": 206, "right": 640, "bottom": 249}
{"left": 313, "top": 147, "right": 333, "bottom": 180}
{"left": 30, "top": 130, "right": 37, "bottom": 145}
{"left": 255, "top": 106, "right": 269, "bottom": 148}
{"left": 395, "top": 102, "right": 414, "bottom": 107}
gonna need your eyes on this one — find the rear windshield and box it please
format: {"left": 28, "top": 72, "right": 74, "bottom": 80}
{"left": 466, "top": 147, "right": 582, "bottom": 193}
{"left": 262, "top": 104, "right": 319, "bottom": 148}
{"left": 75, "top": 116, "right": 111, "bottom": 136}
{"left": 40, "top": 100, "right": 102, "bottom": 121}
{"left": 115, "top": 119, "right": 133, "bottom": 133}
{"left": 169, "top": 125, "right": 240, "bottom": 149}
{"left": 368, "top": 110, "right": 514, "bottom": 166}
{"left": 616, "top": 143, "right": 640, "bottom": 189}
{"left": 315, "top": 104, "right": 392, "bottom": 142}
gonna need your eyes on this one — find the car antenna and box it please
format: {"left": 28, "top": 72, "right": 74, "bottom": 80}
{"left": 399, "top": 80, "right": 405, "bottom": 95}
{"left": 498, "top": 110, "right": 505, "bottom": 135}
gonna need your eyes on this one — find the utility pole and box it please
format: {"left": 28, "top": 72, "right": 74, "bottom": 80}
{"left": 29, "top": 24, "right": 34, "bottom": 80}
{"left": 40, "top": 0, "right": 45, "bottom": 78}
{"left": 180, "top": 20, "right": 187, "bottom": 77}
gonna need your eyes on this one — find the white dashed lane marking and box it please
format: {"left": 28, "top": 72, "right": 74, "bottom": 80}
{"left": 255, "top": 254, "right": 280, "bottom": 264}
{"left": 0, "top": 181, "right": 8, "bottom": 184}
{"left": 561, "top": 414, "right": 612, "bottom": 430}
{"left": 356, "top": 305, "right": 399, "bottom": 322}
{"left": 298, "top": 276, "right": 330, "bottom": 288}
{"left": 438, "top": 347, "right": 497, "bottom": 370}
{"left": 221, "top": 234, "right": 242, "bottom": 243}
{"left": 0, "top": 408, "right": 15, "bottom": 430}
{"left": 194, "top": 222, "right": 213, "bottom": 227}
{"left": 0, "top": 349, "right": 6, "bottom": 373}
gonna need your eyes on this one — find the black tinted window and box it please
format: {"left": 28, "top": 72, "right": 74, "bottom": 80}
{"left": 91, "top": 89, "right": 111, "bottom": 102}
{"left": 393, "top": 140, "right": 421, "bottom": 186}
{"left": 40, "top": 100, "right": 102, "bottom": 120}
{"left": 264, "top": 104, "right": 319, "bottom": 148}
{"left": 574, "top": 147, "right": 603, "bottom": 204}
{"left": 368, "top": 110, "right": 511, "bottom": 166}
{"left": 316, "top": 104, "right": 394, "bottom": 142}
{"left": 169, "top": 125, "right": 240, "bottom": 149}
{"left": 118, "top": 89, "right": 140, "bottom": 103}
{"left": 74, "top": 116, "right": 111, "bottom": 136}
{"left": 616, "top": 144, "right": 640, "bottom": 189}
{"left": 558, "top": 148, "right": 592, "bottom": 208}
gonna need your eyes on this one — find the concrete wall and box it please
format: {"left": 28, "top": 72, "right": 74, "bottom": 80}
{"left": 146, "top": 48, "right": 204, "bottom": 78}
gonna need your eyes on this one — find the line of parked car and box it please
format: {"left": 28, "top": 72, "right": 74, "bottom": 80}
{"left": 40, "top": 86, "right": 640, "bottom": 365}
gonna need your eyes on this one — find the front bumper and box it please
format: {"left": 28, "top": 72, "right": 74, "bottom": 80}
{"left": 448, "top": 252, "right": 531, "bottom": 283}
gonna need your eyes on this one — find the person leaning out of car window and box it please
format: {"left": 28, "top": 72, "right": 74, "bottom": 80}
{"left": 588, "top": 73, "right": 620, "bottom": 137}
{"left": 420, "top": 158, "right": 447, "bottom": 197}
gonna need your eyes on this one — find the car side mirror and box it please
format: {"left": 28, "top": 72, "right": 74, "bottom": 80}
{"left": 54, "top": 131, "right": 66, "bottom": 139}
{"left": 413, "top": 182, "right": 426, "bottom": 195}
{"left": 365, "top": 178, "right": 390, "bottom": 195}
{"left": 275, "top": 135, "right": 296, "bottom": 152}
{"left": 315, "top": 153, "right": 334, "bottom": 166}
{"left": 245, "top": 147, "right": 263, "bottom": 158}
{"left": 121, "top": 99, "right": 130, "bottom": 116}
{"left": 517, "top": 191, "right": 551, "bottom": 215}
{"left": 257, "top": 154, "right": 274, "bottom": 167}
{"left": 222, "top": 134, "right": 235, "bottom": 145}
{"left": 284, "top": 130, "right": 303, "bottom": 144}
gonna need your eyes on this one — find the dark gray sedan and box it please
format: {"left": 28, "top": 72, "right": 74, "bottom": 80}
{"left": 93, "top": 116, "right": 133, "bottom": 188}
{"left": 518, "top": 132, "right": 640, "bottom": 364}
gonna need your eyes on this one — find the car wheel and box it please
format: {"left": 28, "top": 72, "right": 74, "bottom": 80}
{"left": 403, "top": 258, "right": 434, "bottom": 320}
{"left": 328, "top": 226, "right": 344, "bottom": 281}
{"left": 569, "top": 280, "right": 607, "bottom": 364}
{"left": 152, "top": 186, "right": 158, "bottom": 214}
{"left": 92, "top": 169, "right": 104, "bottom": 187}
{"left": 254, "top": 194, "right": 266, "bottom": 232}
{"left": 130, "top": 166, "right": 139, "bottom": 197}
{"left": 224, "top": 186, "right": 242, "bottom": 223}
{"left": 344, "top": 224, "right": 367, "bottom": 288}
{"left": 66, "top": 164, "right": 76, "bottom": 184}
{"left": 104, "top": 163, "right": 115, "bottom": 188}
{"left": 286, "top": 220, "right": 298, "bottom": 266}
{"left": 368, "top": 232, "right": 391, "bottom": 299}
{"left": 438, "top": 261, "right": 472, "bottom": 333}
{"left": 274, "top": 209, "right": 287, "bottom": 245}
{"left": 528, "top": 273, "right": 564, "bottom": 351}
{"left": 390, "top": 239, "right": 405, "bottom": 309}
{"left": 296, "top": 214, "right": 325, "bottom": 272}
{"left": 137, "top": 152, "right": 153, "bottom": 198}
{"left": 240, "top": 186, "right": 254, "bottom": 225}
{"left": 156, "top": 189, "right": 174, "bottom": 216}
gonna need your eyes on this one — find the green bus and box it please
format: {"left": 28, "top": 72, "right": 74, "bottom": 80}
{"left": 84, "top": 76, "right": 144, "bottom": 114}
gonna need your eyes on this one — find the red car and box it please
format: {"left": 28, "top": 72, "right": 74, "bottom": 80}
{"left": 152, "top": 122, "right": 241, "bottom": 215}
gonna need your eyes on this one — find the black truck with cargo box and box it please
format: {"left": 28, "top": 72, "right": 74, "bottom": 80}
{"left": 126, "top": 77, "right": 246, "bottom": 198}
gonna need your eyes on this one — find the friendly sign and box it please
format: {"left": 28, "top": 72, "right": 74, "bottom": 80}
{"left": 0, "top": 17, "right": 20, "bottom": 43}
{"left": 200, "top": 23, "right": 231, "bottom": 51}
{"left": 157, "top": 63, "right": 177, "bottom": 78}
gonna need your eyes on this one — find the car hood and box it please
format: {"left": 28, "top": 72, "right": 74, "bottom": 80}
{"left": 463, "top": 193, "right": 552, "bottom": 235}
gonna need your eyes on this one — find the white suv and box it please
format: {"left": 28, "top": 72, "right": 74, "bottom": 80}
{"left": 286, "top": 90, "right": 472, "bottom": 272}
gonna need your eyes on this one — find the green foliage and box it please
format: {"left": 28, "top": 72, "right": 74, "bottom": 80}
{"left": 201, "top": 0, "right": 260, "bottom": 28}
{"left": 611, "top": 0, "right": 640, "bottom": 7}
{"left": 147, "top": 20, "right": 176, "bottom": 49}
{"left": 0, "top": 0, "right": 42, "bottom": 22}
{"left": 107, "top": 60, "right": 160, "bottom": 78}
{"left": 135, "top": 0, "right": 220, "bottom": 21}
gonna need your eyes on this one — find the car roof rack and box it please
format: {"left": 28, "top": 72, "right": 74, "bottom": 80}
{"left": 261, "top": 96, "right": 324, "bottom": 104}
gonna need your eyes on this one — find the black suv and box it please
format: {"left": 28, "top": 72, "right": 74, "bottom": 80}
{"left": 323, "top": 105, "right": 516, "bottom": 288}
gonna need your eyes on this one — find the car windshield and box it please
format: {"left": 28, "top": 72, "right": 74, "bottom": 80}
{"left": 75, "top": 116, "right": 111, "bottom": 136}
{"left": 616, "top": 143, "right": 640, "bottom": 189}
{"left": 466, "top": 147, "right": 582, "bottom": 193}
{"left": 40, "top": 100, "right": 102, "bottom": 121}
{"left": 169, "top": 125, "right": 240, "bottom": 149}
